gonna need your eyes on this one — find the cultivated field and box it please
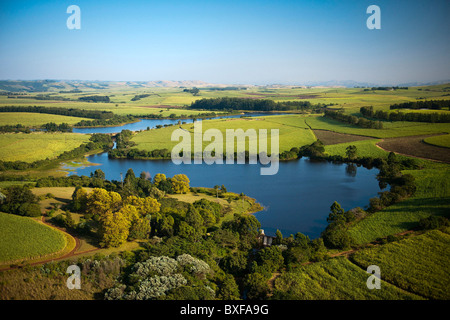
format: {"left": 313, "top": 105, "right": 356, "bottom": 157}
{"left": 0, "top": 212, "right": 67, "bottom": 264}
{"left": 0, "top": 132, "right": 89, "bottom": 163}
{"left": 0, "top": 112, "right": 90, "bottom": 127}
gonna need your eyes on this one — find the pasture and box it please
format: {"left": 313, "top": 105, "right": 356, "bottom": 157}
{"left": 350, "top": 228, "right": 450, "bottom": 299}
{"left": 0, "top": 132, "right": 89, "bottom": 163}
{"left": 0, "top": 112, "right": 90, "bottom": 127}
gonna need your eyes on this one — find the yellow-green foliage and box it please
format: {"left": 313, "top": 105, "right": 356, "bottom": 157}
{"left": 0, "top": 112, "right": 89, "bottom": 126}
{"left": 0, "top": 132, "right": 89, "bottom": 162}
{"left": 0, "top": 212, "right": 66, "bottom": 263}
{"left": 351, "top": 229, "right": 450, "bottom": 299}
{"left": 324, "top": 139, "right": 388, "bottom": 158}
{"left": 273, "top": 257, "right": 420, "bottom": 300}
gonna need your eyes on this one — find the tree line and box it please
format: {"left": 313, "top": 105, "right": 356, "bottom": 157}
{"left": 324, "top": 109, "right": 383, "bottom": 129}
{"left": 189, "top": 97, "right": 332, "bottom": 112}
{"left": 390, "top": 99, "right": 450, "bottom": 110}
{"left": 361, "top": 106, "right": 450, "bottom": 123}
{"left": 0, "top": 105, "right": 115, "bottom": 119}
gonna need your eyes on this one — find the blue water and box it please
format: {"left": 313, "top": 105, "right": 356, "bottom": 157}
{"left": 70, "top": 153, "right": 380, "bottom": 239}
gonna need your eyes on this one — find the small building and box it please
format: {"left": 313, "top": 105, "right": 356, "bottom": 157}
{"left": 259, "top": 229, "right": 276, "bottom": 247}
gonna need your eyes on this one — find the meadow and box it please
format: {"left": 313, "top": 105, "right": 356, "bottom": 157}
{"left": 348, "top": 163, "right": 450, "bottom": 244}
{"left": 131, "top": 115, "right": 317, "bottom": 153}
{"left": 350, "top": 228, "right": 450, "bottom": 299}
{"left": 423, "top": 134, "right": 450, "bottom": 148}
{"left": 0, "top": 132, "right": 89, "bottom": 163}
{"left": 0, "top": 112, "right": 90, "bottom": 127}
{"left": 0, "top": 212, "right": 67, "bottom": 264}
{"left": 273, "top": 256, "right": 420, "bottom": 299}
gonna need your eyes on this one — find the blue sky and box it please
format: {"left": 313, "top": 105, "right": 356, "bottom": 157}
{"left": 0, "top": 0, "right": 449, "bottom": 85}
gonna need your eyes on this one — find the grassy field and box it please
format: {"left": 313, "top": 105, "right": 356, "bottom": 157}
{"left": 349, "top": 163, "right": 450, "bottom": 244}
{"left": 350, "top": 228, "right": 450, "bottom": 299}
{"left": 0, "top": 212, "right": 67, "bottom": 263}
{"left": 423, "top": 134, "right": 450, "bottom": 148}
{"left": 273, "top": 256, "right": 420, "bottom": 299}
{"left": 0, "top": 112, "right": 89, "bottom": 127}
{"left": 132, "top": 115, "right": 317, "bottom": 153}
{"left": 306, "top": 115, "right": 450, "bottom": 138}
{"left": 0, "top": 132, "right": 89, "bottom": 163}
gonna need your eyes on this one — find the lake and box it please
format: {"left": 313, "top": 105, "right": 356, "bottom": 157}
{"left": 69, "top": 152, "right": 381, "bottom": 239}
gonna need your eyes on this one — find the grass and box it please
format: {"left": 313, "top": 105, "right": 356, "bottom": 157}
{"left": 424, "top": 134, "right": 450, "bottom": 148}
{"left": 350, "top": 228, "right": 450, "bottom": 299}
{"left": 348, "top": 164, "right": 450, "bottom": 244}
{"left": 131, "top": 115, "right": 317, "bottom": 153}
{"left": 324, "top": 139, "right": 388, "bottom": 158}
{"left": 273, "top": 256, "right": 420, "bottom": 299}
{"left": 0, "top": 112, "right": 90, "bottom": 127}
{"left": 0, "top": 212, "right": 67, "bottom": 264}
{"left": 306, "top": 115, "right": 450, "bottom": 139}
{"left": 0, "top": 132, "right": 89, "bottom": 163}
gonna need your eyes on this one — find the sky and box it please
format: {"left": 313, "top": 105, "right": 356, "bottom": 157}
{"left": 0, "top": 0, "right": 449, "bottom": 85}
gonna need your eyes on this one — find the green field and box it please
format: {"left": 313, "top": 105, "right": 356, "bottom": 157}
{"left": 132, "top": 115, "right": 316, "bottom": 153}
{"left": 0, "top": 112, "right": 90, "bottom": 127}
{"left": 273, "top": 256, "right": 420, "bottom": 299}
{"left": 349, "top": 164, "right": 450, "bottom": 244}
{"left": 424, "top": 134, "right": 450, "bottom": 148}
{"left": 0, "top": 132, "right": 89, "bottom": 163}
{"left": 306, "top": 115, "right": 450, "bottom": 138}
{"left": 0, "top": 212, "right": 66, "bottom": 263}
{"left": 351, "top": 228, "right": 450, "bottom": 299}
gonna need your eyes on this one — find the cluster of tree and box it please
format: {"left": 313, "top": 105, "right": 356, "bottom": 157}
{"left": 74, "top": 114, "right": 135, "bottom": 127}
{"left": 71, "top": 187, "right": 161, "bottom": 247}
{"left": 324, "top": 110, "right": 383, "bottom": 129}
{"left": 0, "top": 105, "right": 114, "bottom": 120}
{"left": 59, "top": 89, "right": 82, "bottom": 93}
{"left": 189, "top": 97, "right": 330, "bottom": 112}
{"left": 0, "top": 185, "right": 41, "bottom": 217}
{"left": 368, "top": 152, "right": 417, "bottom": 212}
{"left": 360, "top": 106, "right": 450, "bottom": 123}
{"left": 0, "top": 124, "right": 32, "bottom": 133}
{"left": 130, "top": 94, "right": 151, "bottom": 101}
{"left": 183, "top": 87, "right": 200, "bottom": 96}
{"left": 41, "top": 122, "right": 72, "bottom": 132}
{"left": 0, "top": 134, "right": 113, "bottom": 171}
{"left": 390, "top": 99, "right": 450, "bottom": 110}
{"left": 365, "top": 86, "right": 408, "bottom": 91}
{"left": 78, "top": 95, "right": 110, "bottom": 103}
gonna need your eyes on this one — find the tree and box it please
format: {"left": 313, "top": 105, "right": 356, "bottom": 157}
{"left": 85, "top": 188, "right": 122, "bottom": 220}
{"left": 71, "top": 186, "right": 87, "bottom": 213}
{"left": 214, "top": 185, "right": 220, "bottom": 198}
{"left": 327, "top": 201, "right": 345, "bottom": 224}
{"left": 153, "top": 173, "right": 166, "bottom": 187}
{"left": 345, "top": 145, "right": 357, "bottom": 160}
{"left": 171, "top": 174, "right": 190, "bottom": 194}
{"left": 91, "top": 169, "right": 106, "bottom": 180}
{"left": 98, "top": 209, "right": 130, "bottom": 248}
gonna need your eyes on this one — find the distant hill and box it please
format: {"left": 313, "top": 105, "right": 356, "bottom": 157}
{"left": 0, "top": 80, "right": 245, "bottom": 92}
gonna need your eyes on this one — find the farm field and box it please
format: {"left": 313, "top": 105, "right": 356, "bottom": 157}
{"left": 424, "top": 134, "right": 450, "bottom": 148}
{"left": 0, "top": 212, "right": 67, "bottom": 264}
{"left": 350, "top": 228, "right": 450, "bottom": 299}
{"left": 131, "top": 115, "right": 317, "bottom": 153}
{"left": 348, "top": 163, "right": 450, "bottom": 244}
{"left": 306, "top": 115, "right": 450, "bottom": 139}
{"left": 0, "top": 132, "right": 89, "bottom": 163}
{"left": 0, "top": 112, "right": 90, "bottom": 127}
{"left": 273, "top": 256, "right": 420, "bottom": 299}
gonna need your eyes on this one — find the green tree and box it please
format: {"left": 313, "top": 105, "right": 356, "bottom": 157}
{"left": 98, "top": 209, "right": 130, "bottom": 248}
{"left": 345, "top": 145, "right": 357, "bottom": 160}
{"left": 171, "top": 174, "right": 190, "bottom": 194}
